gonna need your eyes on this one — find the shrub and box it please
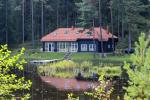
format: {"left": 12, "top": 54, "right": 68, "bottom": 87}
{"left": 98, "top": 67, "right": 121, "bottom": 77}
{"left": 37, "top": 60, "right": 78, "bottom": 76}
{"left": 0, "top": 45, "right": 32, "bottom": 99}
{"left": 80, "top": 61, "right": 93, "bottom": 72}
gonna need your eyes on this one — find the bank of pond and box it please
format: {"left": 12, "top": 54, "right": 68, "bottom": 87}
{"left": 37, "top": 60, "right": 122, "bottom": 78}
{"left": 24, "top": 60, "right": 128, "bottom": 100}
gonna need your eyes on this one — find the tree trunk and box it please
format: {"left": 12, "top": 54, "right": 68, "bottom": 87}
{"left": 5, "top": 0, "right": 8, "bottom": 45}
{"left": 92, "top": 19, "right": 96, "bottom": 59}
{"left": 31, "top": 0, "right": 34, "bottom": 49}
{"left": 117, "top": 0, "right": 120, "bottom": 38}
{"left": 22, "top": 1, "right": 25, "bottom": 96}
{"left": 41, "top": 0, "right": 44, "bottom": 37}
{"left": 56, "top": 0, "right": 59, "bottom": 28}
{"left": 121, "top": 0, "right": 124, "bottom": 39}
{"left": 110, "top": 1, "right": 115, "bottom": 54}
{"left": 117, "top": 14, "right": 120, "bottom": 38}
{"left": 22, "top": 0, "right": 25, "bottom": 44}
{"left": 40, "top": 0, "right": 44, "bottom": 94}
{"left": 66, "top": 0, "right": 69, "bottom": 28}
{"left": 128, "top": 24, "right": 132, "bottom": 53}
{"left": 99, "top": 0, "right": 104, "bottom": 57}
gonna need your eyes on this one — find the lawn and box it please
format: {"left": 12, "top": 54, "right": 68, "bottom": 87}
{"left": 12, "top": 47, "right": 131, "bottom": 65}
{"left": 26, "top": 52, "right": 130, "bottom": 64}
{"left": 72, "top": 53, "right": 131, "bottom": 65}
{"left": 12, "top": 49, "right": 65, "bottom": 61}
{"left": 11, "top": 42, "right": 131, "bottom": 64}
{"left": 25, "top": 52, "right": 65, "bottom": 61}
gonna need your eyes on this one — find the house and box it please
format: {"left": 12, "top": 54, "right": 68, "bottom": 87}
{"left": 41, "top": 27, "right": 118, "bottom": 53}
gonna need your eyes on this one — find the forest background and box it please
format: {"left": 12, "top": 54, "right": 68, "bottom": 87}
{"left": 0, "top": 0, "right": 150, "bottom": 49}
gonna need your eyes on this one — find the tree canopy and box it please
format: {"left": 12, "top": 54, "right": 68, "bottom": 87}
{"left": 0, "top": 0, "right": 149, "bottom": 48}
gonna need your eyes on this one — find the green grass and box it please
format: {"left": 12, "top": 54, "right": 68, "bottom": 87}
{"left": 11, "top": 42, "right": 131, "bottom": 64}
{"left": 72, "top": 53, "right": 131, "bottom": 65}
{"left": 11, "top": 41, "right": 65, "bottom": 60}
{"left": 13, "top": 48, "right": 130, "bottom": 65}
{"left": 12, "top": 49, "right": 65, "bottom": 61}
{"left": 26, "top": 52, "right": 65, "bottom": 60}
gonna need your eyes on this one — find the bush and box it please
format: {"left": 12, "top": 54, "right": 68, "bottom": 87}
{"left": 0, "top": 45, "right": 32, "bottom": 99}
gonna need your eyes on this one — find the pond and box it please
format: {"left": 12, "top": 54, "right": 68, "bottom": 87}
{"left": 25, "top": 63, "right": 127, "bottom": 100}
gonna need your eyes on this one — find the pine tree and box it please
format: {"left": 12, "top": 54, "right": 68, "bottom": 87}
{"left": 121, "top": 0, "right": 150, "bottom": 48}
{"left": 75, "top": 0, "right": 98, "bottom": 28}
{"left": 124, "top": 33, "right": 150, "bottom": 100}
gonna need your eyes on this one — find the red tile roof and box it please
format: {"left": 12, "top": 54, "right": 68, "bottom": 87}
{"left": 41, "top": 27, "right": 117, "bottom": 42}
{"left": 41, "top": 76, "right": 99, "bottom": 91}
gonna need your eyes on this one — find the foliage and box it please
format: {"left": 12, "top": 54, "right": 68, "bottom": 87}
{"left": 0, "top": 45, "right": 32, "bottom": 99}
{"left": 0, "top": 0, "right": 150, "bottom": 46}
{"left": 85, "top": 72, "right": 113, "bottom": 100}
{"left": 0, "top": 0, "right": 77, "bottom": 45}
{"left": 38, "top": 60, "right": 78, "bottom": 77}
{"left": 75, "top": 0, "right": 98, "bottom": 28}
{"left": 124, "top": 33, "right": 150, "bottom": 100}
{"left": 79, "top": 61, "right": 92, "bottom": 72}
{"left": 38, "top": 60, "right": 121, "bottom": 78}
{"left": 68, "top": 93, "right": 79, "bottom": 100}
{"left": 116, "top": 35, "right": 130, "bottom": 49}
{"left": 98, "top": 66, "right": 121, "bottom": 77}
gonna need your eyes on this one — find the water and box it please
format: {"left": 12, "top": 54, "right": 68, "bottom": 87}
{"left": 25, "top": 64, "right": 127, "bottom": 100}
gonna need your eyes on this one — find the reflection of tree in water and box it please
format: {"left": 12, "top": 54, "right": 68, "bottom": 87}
{"left": 110, "top": 65, "right": 129, "bottom": 100}
{"left": 26, "top": 63, "right": 131, "bottom": 100}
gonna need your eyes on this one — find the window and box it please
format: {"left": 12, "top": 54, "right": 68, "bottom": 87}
{"left": 108, "top": 44, "right": 111, "bottom": 49}
{"left": 45, "top": 42, "right": 54, "bottom": 52}
{"left": 81, "top": 44, "right": 87, "bottom": 51}
{"left": 89, "top": 44, "right": 96, "bottom": 51}
{"left": 57, "top": 42, "right": 67, "bottom": 52}
{"left": 45, "top": 42, "right": 49, "bottom": 52}
{"left": 71, "top": 42, "right": 78, "bottom": 52}
{"left": 57, "top": 42, "right": 77, "bottom": 52}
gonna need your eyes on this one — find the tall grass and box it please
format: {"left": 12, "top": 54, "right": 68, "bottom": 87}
{"left": 37, "top": 60, "right": 121, "bottom": 78}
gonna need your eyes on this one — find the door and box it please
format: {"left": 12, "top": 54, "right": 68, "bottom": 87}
{"left": 49, "top": 43, "right": 54, "bottom": 52}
